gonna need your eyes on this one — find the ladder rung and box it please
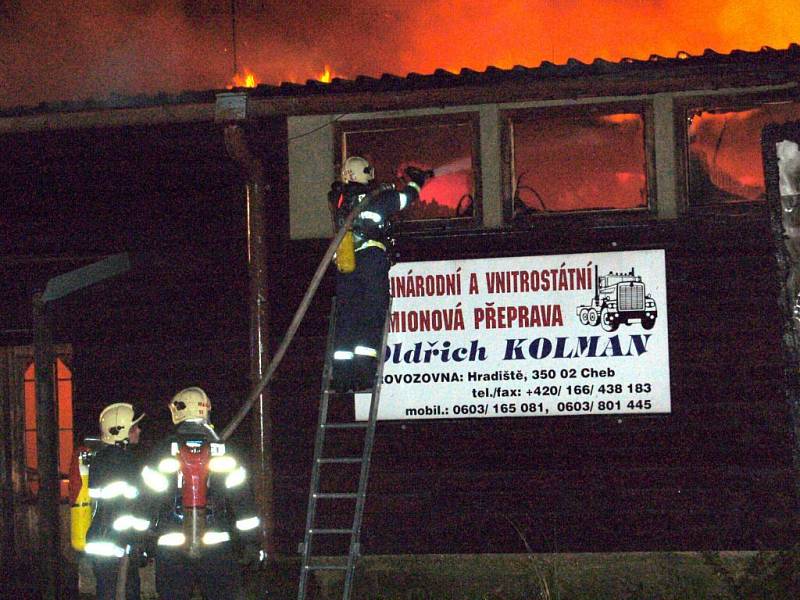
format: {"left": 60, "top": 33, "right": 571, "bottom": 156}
{"left": 313, "top": 492, "right": 357, "bottom": 499}
{"left": 298, "top": 298, "right": 390, "bottom": 600}
{"left": 308, "top": 528, "right": 353, "bottom": 534}
{"left": 318, "top": 457, "right": 362, "bottom": 464}
{"left": 323, "top": 422, "right": 368, "bottom": 429}
{"left": 304, "top": 564, "right": 349, "bottom": 571}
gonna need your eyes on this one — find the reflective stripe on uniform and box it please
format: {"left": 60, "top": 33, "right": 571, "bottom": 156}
{"left": 92, "top": 480, "right": 139, "bottom": 500}
{"left": 112, "top": 514, "right": 150, "bottom": 532}
{"left": 157, "top": 457, "right": 180, "bottom": 473}
{"left": 333, "top": 350, "right": 354, "bottom": 361}
{"left": 225, "top": 466, "right": 247, "bottom": 489}
{"left": 354, "top": 346, "right": 378, "bottom": 357}
{"left": 202, "top": 531, "right": 231, "bottom": 545}
{"left": 84, "top": 541, "right": 126, "bottom": 558}
{"left": 157, "top": 532, "right": 186, "bottom": 546}
{"left": 142, "top": 465, "right": 169, "bottom": 492}
{"left": 402, "top": 182, "right": 421, "bottom": 209}
{"left": 359, "top": 210, "right": 382, "bottom": 223}
{"left": 209, "top": 455, "right": 237, "bottom": 473}
{"left": 355, "top": 240, "right": 386, "bottom": 252}
{"left": 235, "top": 516, "right": 261, "bottom": 531}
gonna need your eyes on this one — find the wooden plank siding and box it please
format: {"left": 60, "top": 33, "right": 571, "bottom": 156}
{"left": 0, "top": 118, "right": 287, "bottom": 452}
{"left": 267, "top": 212, "right": 796, "bottom": 554}
{"left": 0, "top": 109, "right": 796, "bottom": 560}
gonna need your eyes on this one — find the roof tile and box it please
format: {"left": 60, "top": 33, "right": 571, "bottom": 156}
{"left": 3, "top": 45, "right": 800, "bottom": 118}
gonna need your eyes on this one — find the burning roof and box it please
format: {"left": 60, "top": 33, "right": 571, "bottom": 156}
{"left": 1, "top": 44, "right": 799, "bottom": 121}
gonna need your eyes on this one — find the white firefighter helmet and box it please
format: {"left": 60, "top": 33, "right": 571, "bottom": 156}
{"left": 99, "top": 403, "right": 144, "bottom": 444}
{"left": 341, "top": 156, "right": 374, "bottom": 185}
{"left": 169, "top": 387, "right": 211, "bottom": 425}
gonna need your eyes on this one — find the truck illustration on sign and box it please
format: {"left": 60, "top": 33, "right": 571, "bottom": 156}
{"left": 576, "top": 265, "right": 658, "bottom": 331}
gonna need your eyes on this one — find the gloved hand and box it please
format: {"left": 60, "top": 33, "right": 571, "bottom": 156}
{"left": 404, "top": 166, "right": 433, "bottom": 188}
{"left": 239, "top": 543, "right": 268, "bottom": 569}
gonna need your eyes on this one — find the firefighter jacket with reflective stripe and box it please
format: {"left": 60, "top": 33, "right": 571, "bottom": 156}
{"left": 330, "top": 182, "right": 419, "bottom": 252}
{"left": 140, "top": 421, "right": 261, "bottom": 554}
{"left": 84, "top": 443, "right": 146, "bottom": 558}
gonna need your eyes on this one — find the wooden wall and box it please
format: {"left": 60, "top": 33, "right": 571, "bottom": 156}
{"left": 268, "top": 212, "right": 798, "bottom": 554}
{"left": 0, "top": 116, "right": 796, "bottom": 561}
{"left": 0, "top": 117, "right": 287, "bottom": 458}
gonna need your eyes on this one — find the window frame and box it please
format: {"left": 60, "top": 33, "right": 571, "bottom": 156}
{"left": 334, "top": 112, "right": 483, "bottom": 232}
{"left": 500, "top": 100, "right": 657, "bottom": 225}
{"left": 16, "top": 347, "right": 74, "bottom": 502}
{"left": 674, "top": 88, "right": 800, "bottom": 215}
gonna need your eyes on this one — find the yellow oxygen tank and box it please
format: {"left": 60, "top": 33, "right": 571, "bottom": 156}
{"left": 334, "top": 229, "right": 356, "bottom": 273}
{"left": 70, "top": 448, "right": 92, "bottom": 551}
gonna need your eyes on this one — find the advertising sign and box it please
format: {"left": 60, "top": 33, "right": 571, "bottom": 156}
{"left": 355, "top": 250, "right": 670, "bottom": 420}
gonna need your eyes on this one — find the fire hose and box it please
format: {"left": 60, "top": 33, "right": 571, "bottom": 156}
{"left": 221, "top": 167, "right": 433, "bottom": 440}
{"left": 219, "top": 199, "right": 364, "bottom": 441}
{"left": 112, "top": 169, "right": 431, "bottom": 598}
{"left": 111, "top": 203, "right": 363, "bottom": 600}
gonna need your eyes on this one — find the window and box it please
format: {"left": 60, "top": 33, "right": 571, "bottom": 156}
{"left": 23, "top": 357, "right": 73, "bottom": 500}
{"left": 337, "top": 114, "right": 480, "bottom": 228}
{"left": 761, "top": 121, "right": 800, "bottom": 333}
{"left": 684, "top": 98, "right": 800, "bottom": 207}
{"left": 504, "top": 105, "right": 652, "bottom": 221}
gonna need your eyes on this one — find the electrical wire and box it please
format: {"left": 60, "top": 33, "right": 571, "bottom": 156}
{"left": 231, "top": 0, "right": 238, "bottom": 77}
{"left": 287, "top": 113, "right": 348, "bottom": 144}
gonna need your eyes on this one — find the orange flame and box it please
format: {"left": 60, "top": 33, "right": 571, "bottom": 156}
{"left": 219, "top": 2, "right": 797, "bottom": 93}
{"left": 229, "top": 68, "right": 258, "bottom": 89}
{"left": 405, "top": 0, "right": 800, "bottom": 76}
{"left": 317, "top": 65, "right": 335, "bottom": 83}
{"left": 600, "top": 113, "right": 642, "bottom": 125}
{"left": 5, "top": 0, "right": 800, "bottom": 111}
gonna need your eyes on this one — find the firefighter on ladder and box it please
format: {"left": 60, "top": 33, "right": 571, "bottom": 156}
{"left": 139, "top": 387, "right": 264, "bottom": 600}
{"left": 83, "top": 402, "right": 147, "bottom": 600}
{"left": 329, "top": 156, "right": 432, "bottom": 392}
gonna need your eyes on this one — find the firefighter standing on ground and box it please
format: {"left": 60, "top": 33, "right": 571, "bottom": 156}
{"left": 140, "top": 387, "right": 263, "bottom": 600}
{"left": 329, "top": 156, "right": 432, "bottom": 392}
{"left": 84, "top": 403, "right": 147, "bottom": 600}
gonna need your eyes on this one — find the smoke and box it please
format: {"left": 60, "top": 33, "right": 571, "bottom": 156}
{"left": 0, "top": 0, "right": 797, "bottom": 110}
{"left": 433, "top": 157, "right": 471, "bottom": 177}
{"left": 0, "top": 1, "right": 228, "bottom": 108}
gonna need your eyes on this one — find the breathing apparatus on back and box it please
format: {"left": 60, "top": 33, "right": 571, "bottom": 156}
{"left": 69, "top": 438, "right": 102, "bottom": 551}
{"left": 169, "top": 387, "right": 216, "bottom": 557}
{"left": 330, "top": 156, "right": 375, "bottom": 273}
{"left": 145, "top": 387, "right": 246, "bottom": 558}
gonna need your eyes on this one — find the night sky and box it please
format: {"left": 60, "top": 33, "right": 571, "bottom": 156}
{"left": 0, "top": 0, "right": 797, "bottom": 110}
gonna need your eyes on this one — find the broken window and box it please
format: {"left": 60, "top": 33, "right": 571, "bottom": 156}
{"left": 338, "top": 114, "right": 479, "bottom": 226}
{"left": 762, "top": 122, "right": 800, "bottom": 338}
{"left": 23, "top": 357, "right": 73, "bottom": 500}
{"left": 686, "top": 100, "right": 800, "bottom": 206}
{"left": 506, "top": 106, "right": 649, "bottom": 220}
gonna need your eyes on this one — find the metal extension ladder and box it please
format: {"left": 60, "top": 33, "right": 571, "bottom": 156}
{"left": 297, "top": 298, "right": 392, "bottom": 600}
